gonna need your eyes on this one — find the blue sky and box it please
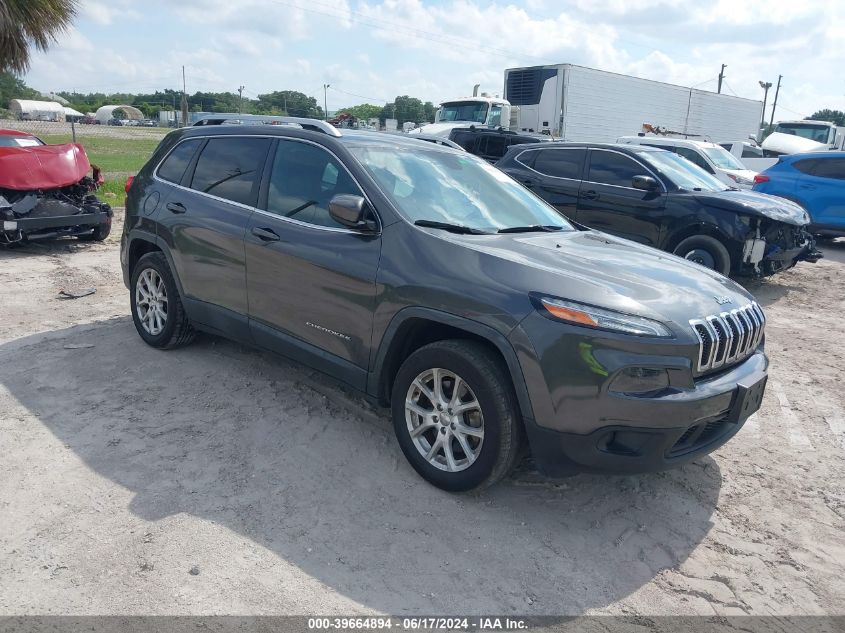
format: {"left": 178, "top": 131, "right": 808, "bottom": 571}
{"left": 25, "top": 0, "right": 844, "bottom": 119}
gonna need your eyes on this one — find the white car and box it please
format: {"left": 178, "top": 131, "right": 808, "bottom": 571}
{"left": 617, "top": 136, "right": 759, "bottom": 189}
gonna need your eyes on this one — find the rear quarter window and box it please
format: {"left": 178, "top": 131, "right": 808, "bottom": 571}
{"left": 157, "top": 139, "right": 203, "bottom": 184}
{"left": 809, "top": 158, "right": 845, "bottom": 180}
{"left": 793, "top": 159, "right": 818, "bottom": 175}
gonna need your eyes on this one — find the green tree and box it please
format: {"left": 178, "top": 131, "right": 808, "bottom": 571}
{"left": 0, "top": 0, "right": 78, "bottom": 73}
{"left": 423, "top": 101, "right": 436, "bottom": 123}
{"left": 0, "top": 71, "right": 40, "bottom": 108}
{"left": 256, "top": 90, "right": 323, "bottom": 118}
{"left": 807, "top": 110, "right": 845, "bottom": 127}
{"left": 391, "top": 95, "right": 425, "bottom": 125}
{"left": 336, "top": 103, "right": 383, "bottom": 121}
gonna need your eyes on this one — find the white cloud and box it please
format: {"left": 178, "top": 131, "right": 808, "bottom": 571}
{"left": 21, "top": 0, "right": 845, "bottom": 120}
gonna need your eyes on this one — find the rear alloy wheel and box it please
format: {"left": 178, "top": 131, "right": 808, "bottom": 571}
{"left": 673, "top": 235, "right": 731, "bottom": 276}
{"left": 130, "top": 252, "right": 195, "bottom": 349}
{"left": 391, "top": 340, "right": 522, "bottom": 491}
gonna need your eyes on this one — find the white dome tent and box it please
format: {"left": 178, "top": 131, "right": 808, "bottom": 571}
{"left": 8, "top": 99, "right": 66, "bottom": 121}
{"left": 94, "top": 105, "right": 144, "bottom": 123}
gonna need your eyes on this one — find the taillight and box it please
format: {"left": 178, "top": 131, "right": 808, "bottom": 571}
{"left": 753, "top": 174, "right": 770, "bottom": 184}
{"left": 125, "top": 176, "right": 135, "bottom": 193}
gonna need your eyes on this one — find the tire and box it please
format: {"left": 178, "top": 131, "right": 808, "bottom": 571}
{"left": 130, "top": 252, "right": 195, "bottom": 349}
{"left": 673, "top": 235, "right": 731, "bottom": 276}
{"left": 78, "top": 222, "right": 111, "bottom": 242}
{"left": 391, "top": 340, "right": 523, "bottom": 492}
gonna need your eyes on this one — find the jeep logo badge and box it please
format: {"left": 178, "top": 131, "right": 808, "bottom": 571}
{"left": 714, "top": 296, "right": 732, "bottom": 306}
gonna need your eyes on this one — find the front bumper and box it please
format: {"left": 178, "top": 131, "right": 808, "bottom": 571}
{"left": 509, "top": 314, "right": 769, "bottom": 475}
{"left": 3, "top": 210, "right": 111, "bottom": 241}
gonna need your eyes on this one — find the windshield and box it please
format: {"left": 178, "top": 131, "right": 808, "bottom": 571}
{"left": 702, "top": 146, "right": 746, "bottom": 170}
{"left": 774, "top": 123, "right": 833, "bottom": 144}
{"left": 350, "top": 146, "right": 574, "bottom": 232}
{"left": 437, "top": 101, "right": 489, "bottom": 124}
{"left": 0, "top": 136, "right": 44, "bottom": 147}
{"left": 636, "top": 150, "right": 727, "bottom": 192}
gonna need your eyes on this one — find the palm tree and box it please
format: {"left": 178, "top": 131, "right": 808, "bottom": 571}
{"left": 0, "top": 0, "right": 78, "bottom": 74}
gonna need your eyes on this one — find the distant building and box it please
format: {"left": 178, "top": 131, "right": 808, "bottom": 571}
{"left": 94, "top": 105, "right": 144, "bottom": 124}
{"left": 8, "top": 99, "right": 66, "bottom": 121}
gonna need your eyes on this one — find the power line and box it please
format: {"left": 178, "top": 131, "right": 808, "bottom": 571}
{"left": 721, "top": 80, "right": 738, "bottom": 97}
{"left": 328, "top": 85, "right": 390, "bottom": 104}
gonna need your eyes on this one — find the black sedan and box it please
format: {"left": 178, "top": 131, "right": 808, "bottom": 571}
{"left": 496, "top": 142, "right": 822, "bottom": 276}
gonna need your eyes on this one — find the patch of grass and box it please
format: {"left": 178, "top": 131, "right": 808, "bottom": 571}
{"left": 40, "top": 134, "right": 161, "bottom": 173}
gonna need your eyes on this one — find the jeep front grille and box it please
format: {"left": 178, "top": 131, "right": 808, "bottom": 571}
{"left": 690, "top": 302, "right": 765, "bottom": 373}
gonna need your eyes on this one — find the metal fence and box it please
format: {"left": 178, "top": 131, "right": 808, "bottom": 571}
{"left": 0, "top": 118, "right": 172, "bottom": 142}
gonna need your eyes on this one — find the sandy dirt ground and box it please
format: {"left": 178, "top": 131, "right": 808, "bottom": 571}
{"left": 0, "top": 213, "right": 843, "bottom": 616}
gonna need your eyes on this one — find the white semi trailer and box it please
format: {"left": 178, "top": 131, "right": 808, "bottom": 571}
{"left": 504, "top": 64, "right": 763, "bottom": 143}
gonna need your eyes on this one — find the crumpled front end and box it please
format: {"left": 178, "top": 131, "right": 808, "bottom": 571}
{"left": 737, "top": 215, "right": 823, "bottom": 276}
{"left": 1, "top": 147, "right": 111, "bottom": 245}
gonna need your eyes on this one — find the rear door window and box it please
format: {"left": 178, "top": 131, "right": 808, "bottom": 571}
{"left": 810, "top": 158, "right": 845, "bottom": 180}
{"left": 533, "top": 148, "right": 585, "bottom": 179}
{"left": 587, "top": 150, "right": 644, "bottom": 187}
{"left": 189, "top": 137, "right": 271, "bottom": 206}
{"left": 157, "top": 139, "right": 202, "bottom": 184}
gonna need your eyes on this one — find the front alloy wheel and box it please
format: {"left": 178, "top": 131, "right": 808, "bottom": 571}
{"left": 405, "top": 368, "right": 484, "bottom": 472}
{"left": 391, "top": 340, "right": 523, "bottom": 491}
{"left": 135, "top": 268, "right": 168, "bottom": 336}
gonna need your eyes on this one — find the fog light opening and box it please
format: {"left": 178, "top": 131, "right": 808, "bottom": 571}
{"left": 610, "top": 367, "right": 670, "bottom": 395}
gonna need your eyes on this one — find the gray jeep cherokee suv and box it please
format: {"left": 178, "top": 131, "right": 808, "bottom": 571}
{"left": 121, "top": 117, "right": 768, "bottom": 491}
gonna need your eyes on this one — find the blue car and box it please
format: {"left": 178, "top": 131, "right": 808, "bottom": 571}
{"left": 753, "top": 152, "right": 845, "bottom": 237}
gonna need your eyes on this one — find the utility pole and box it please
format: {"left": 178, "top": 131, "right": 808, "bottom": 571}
{"left": 180, "top": 65, "right": 188, "bottom": 127}
{"left": 323, "top": 84, "right": 330, "bottom": 121}
{"left": 758, "top": 80, "right": 772, "bottom": 128}
{"left": 717, "top": 64, "right": 727, "bottom": 94}
{"left": 238, "top": 85, "right": 244, "bottom": 114}
{"left": 769, "top": 75, "right": 783, "bottom": 127}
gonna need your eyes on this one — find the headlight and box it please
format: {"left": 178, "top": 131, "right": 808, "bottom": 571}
{"left": 727, "top": 173, "right": 753, "bottom": 185}
{"left": 535, "top": 296, "right": 673, "bottom": 337}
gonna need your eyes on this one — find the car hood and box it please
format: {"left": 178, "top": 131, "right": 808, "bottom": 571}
{"left": 0, "top": 143, "right": 92, "bottom": 190}
{"left": 762, "top": 132, "right": 828, "bottom": 154}
{"left": 409, "top": 122, "right": 474, "bottom": 138}
{"left": 723, "top": 168, "right": 758, "bottom": 181}
{"left": 693, "top": 189, "right": 809, "bottom": 225}
{"left": 434, "top": 229, "right": 755, "bottom": 330}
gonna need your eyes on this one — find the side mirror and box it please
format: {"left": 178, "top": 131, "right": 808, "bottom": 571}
{"left": 329, "top": 194, "right": 377, "bottom": 231}
{"left": 632, "top": 175, "right": 660, "bottom": 191}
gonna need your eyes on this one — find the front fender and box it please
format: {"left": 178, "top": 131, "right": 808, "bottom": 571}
{"left": 367, "top": 306, "right": 536, "bottom": 422}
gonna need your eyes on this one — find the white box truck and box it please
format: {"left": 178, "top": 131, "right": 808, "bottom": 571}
{"left": 504, "top": 64, "right": 763, "bottom": 143}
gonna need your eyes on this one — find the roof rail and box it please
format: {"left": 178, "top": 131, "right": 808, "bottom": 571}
{"left": 192, "top": 113, "right": 342, "bottom": 137}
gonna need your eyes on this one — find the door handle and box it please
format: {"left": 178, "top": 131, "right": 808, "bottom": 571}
{"left": 581, "top": 190, "right": 599, "bottom": 201}
{"left": 166, "top": 202, "right": 186, "bottom": 214}
{"left": 799, "top": 184, "right": 816, "bottom": 190}
{"left": 251, "top": 226, "right": 281, "bottom": 242}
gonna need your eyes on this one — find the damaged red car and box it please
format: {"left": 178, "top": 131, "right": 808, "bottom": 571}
{"left": 0, "top": 129, "right": 112, "bottom": 244}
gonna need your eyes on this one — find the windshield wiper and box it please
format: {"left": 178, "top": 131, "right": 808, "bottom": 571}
{"left": 414, "top": 220, "right": 491, "bottom": 235}
{"left": 497, "top": 225, "right": 564, "bottom": 233}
